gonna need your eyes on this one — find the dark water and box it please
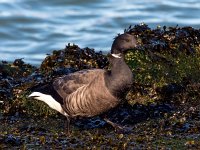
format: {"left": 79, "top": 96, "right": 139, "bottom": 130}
{"left": 0, "top": 0, "right": 200, "bottom": 65}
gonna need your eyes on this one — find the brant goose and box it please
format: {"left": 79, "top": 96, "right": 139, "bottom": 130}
{"left": 28, "top": 33, "right": 137, "bottom": 134}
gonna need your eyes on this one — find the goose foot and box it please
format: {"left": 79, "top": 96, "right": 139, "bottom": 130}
{"left": 104, "top": 118, "right": 130, "bottom": 133}
{"left": 64, "top": 117, "right": 70, "bottom": 136}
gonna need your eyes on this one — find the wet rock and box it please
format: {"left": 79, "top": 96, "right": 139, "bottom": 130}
{"left": 156, "top": 83, "right": 185, "bottom": 99}
{"left": 75, "top": 116, "right": 106, "bottom": 129}
{"left": 13, "top": 58, "right": 25, "bottom": 67}
{"left": 4, "top": 134, "right": 22, "bottom": 146}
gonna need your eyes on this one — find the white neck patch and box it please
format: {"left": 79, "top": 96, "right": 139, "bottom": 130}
{"left": 111, "top": 53, "right": 122, "bottom": 58}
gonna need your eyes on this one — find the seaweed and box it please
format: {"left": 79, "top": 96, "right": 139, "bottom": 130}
{"left": 0, "top": 24, "right": 200, "bottom": 149}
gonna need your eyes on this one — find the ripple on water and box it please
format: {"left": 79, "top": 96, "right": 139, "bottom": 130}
{"left": 0, "top": 0, "right": 200, "bottom": 65}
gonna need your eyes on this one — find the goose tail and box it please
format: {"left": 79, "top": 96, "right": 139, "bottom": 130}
{"left": 28, "top": 92, "right": 68, "bottom": 117}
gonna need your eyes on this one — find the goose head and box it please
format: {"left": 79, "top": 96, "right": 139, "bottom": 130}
{"left": 111, "top": 33, "right": 137, "bottom": 55}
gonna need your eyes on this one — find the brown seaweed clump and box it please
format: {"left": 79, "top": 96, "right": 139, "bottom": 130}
{"left": 0, "top": 60, "right": 36, "bottom": 102}
{"left": 40, "top": 44, "right": 108, "bottom": 75}
{"left": 125, "top": 24, "right": 200, "bottom": 55}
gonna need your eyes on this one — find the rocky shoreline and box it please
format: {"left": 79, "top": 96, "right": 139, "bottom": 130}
{"left": 0, "top": 24, "right": 200, "bottom": 149}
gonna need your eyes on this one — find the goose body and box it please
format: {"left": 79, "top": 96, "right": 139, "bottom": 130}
{"left": 29, "top": 33, "right": 137, "bottom": 133}
{"left": 54, "top": 69, "right": 118, "bottom": 117}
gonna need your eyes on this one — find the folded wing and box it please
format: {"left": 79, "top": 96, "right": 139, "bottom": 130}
{"left": 53, "top": 69, "right": 105, "bottom": 99}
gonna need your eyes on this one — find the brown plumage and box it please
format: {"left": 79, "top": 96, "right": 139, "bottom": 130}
{"left": 28, "top": 33, "right": 137, "bottom": 134}
{"left": 53, "top": 69, "right": 118, "bottom": 117}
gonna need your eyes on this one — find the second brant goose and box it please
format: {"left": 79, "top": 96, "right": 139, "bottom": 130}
{"left": 29, "top": 33, "right": 137, "bottom": 134}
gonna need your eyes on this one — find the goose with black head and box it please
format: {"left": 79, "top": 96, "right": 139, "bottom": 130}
{"left": 28, "top": 33, "right": 137, "bottom": 134}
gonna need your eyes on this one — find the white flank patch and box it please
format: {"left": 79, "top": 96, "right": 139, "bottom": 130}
{"left": 28, "top": 92, "right": 68, "bottom": 116}
{"left": 0, "top": 101, "right": 3, "bottom": 104}
{"left": 111, "top": 53, "right": 121, "bottom": 58}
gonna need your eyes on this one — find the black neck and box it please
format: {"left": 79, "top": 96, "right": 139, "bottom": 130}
{"left": 104, "top": 54, "right": 133, "bottom": 99}
{"left": 111, "top": 48, "right": 121, "bottom": 54}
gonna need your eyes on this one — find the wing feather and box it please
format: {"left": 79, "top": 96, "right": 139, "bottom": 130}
{"left": 53, "top": 69, "right": 105, "bottom": 99}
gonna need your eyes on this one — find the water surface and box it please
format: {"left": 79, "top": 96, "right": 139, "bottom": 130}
{"left": 0, "top": 0, "right": 200, "bottom": 65}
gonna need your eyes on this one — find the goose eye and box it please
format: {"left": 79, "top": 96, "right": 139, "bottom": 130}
{"left": 125, "top": 39, "right": 130, "bottom": 42}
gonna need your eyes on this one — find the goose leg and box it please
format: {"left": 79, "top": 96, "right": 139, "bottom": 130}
{"left": 64, "top": 116, "right": 70, "bottom": 135}
{"left": 104, "top": 118, "right": 132, "bottom": 133}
